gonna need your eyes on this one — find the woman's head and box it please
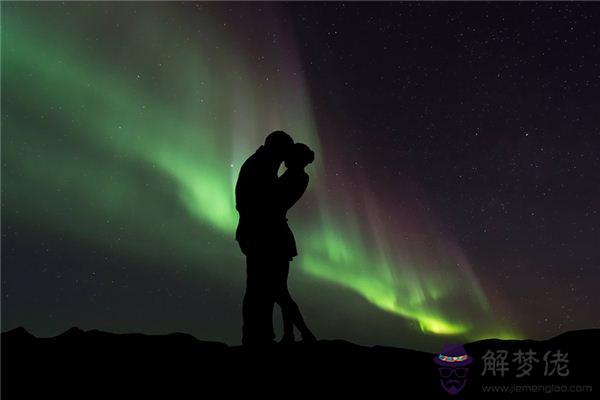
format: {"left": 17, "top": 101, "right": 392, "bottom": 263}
{"left": 285, "top": 143, "right": 315, "bottom": 169}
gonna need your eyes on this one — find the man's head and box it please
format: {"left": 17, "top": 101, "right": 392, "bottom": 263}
{"left": 285, "top": 143, "right": 315, "bottom": 170}
{"left": 264, "top": 131, "right": 294, "bottom": 162}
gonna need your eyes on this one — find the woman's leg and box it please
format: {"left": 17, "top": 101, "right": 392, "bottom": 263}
{"left": 275, "top": 260, "right": 316, "bottom": 342}
{"left": 274, "top": 260, "right": 295, "bottom": 342}
{"left": 280, "top": 291, "right": 316, "bottom": 341}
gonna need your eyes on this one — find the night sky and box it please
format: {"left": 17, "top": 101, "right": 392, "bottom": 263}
{"left": 2, "top": 2, "right": 599, "bottom": 351}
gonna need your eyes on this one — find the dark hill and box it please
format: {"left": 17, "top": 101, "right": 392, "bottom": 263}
{"left": 2, "top": 327, "right": 597, "bottom": 398}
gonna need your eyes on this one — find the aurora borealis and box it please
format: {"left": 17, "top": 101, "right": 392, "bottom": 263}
{"left": 2, "top": 2, "right": 599, "bottom": 350}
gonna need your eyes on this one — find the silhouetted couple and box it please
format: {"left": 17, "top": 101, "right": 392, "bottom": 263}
{"left": 235, "top": 131, "right": 317, "bottom": 346}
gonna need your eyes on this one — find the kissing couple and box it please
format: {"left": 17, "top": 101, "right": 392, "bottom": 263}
{"left": 235, "top": 131, "right": 317, "bottom": 346}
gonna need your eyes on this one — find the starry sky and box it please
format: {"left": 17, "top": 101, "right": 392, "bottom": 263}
{"left": 2, "top": 2, "right": 599, "bottom": 351}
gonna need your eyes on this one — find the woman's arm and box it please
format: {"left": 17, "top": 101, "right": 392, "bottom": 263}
{"left": 277, "top": 172, "right": 309, "bottom": 211}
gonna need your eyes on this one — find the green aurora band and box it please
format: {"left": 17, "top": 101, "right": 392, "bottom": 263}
{"left": 2, "top": 3, "right": 519, "bottom": 342}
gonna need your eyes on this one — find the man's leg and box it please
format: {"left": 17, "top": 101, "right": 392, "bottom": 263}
{"left": 260, "top": 255, "right": 276, "bottom": 342}
{"left": 242, "top": 256, "right": 255, "bottom": 345}
{"left": 242, "top": 255, "right": 275, "bottom": 345}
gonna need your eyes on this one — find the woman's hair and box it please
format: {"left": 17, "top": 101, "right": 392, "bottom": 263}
{"left": 286, "top": 143, "right": 315, "bottom": 168}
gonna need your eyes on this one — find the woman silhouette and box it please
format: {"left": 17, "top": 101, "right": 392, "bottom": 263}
{"left": 274, "top": 142, "right": 317, "bottom": 343}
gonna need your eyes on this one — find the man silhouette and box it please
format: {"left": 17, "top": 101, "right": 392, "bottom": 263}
{"left": 235, "top": 131, "right": 294, "bottom": 345}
